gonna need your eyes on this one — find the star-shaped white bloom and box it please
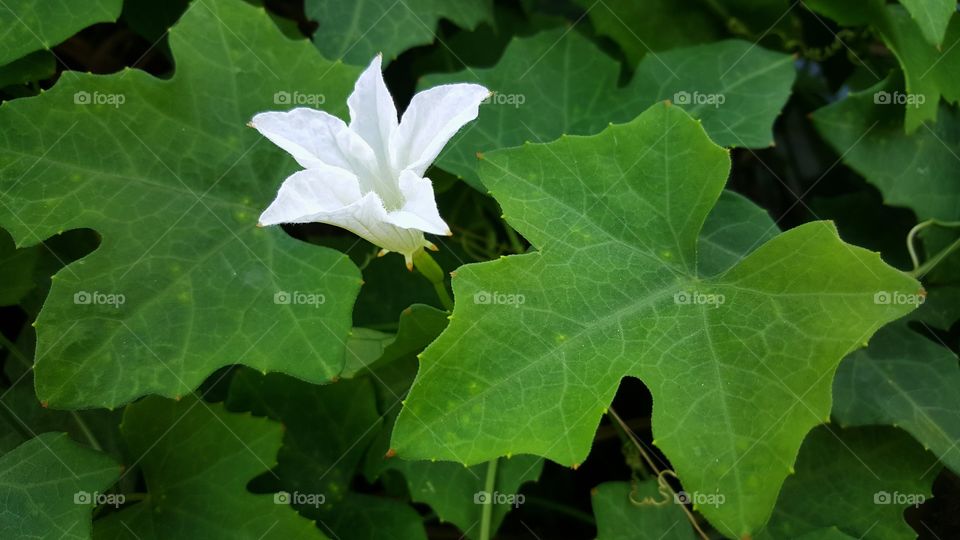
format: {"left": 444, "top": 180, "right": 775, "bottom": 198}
{"left": 252, "top": 55, "right": 489, "bottom": 268}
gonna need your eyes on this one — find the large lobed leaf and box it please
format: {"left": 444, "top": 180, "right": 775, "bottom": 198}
{"left": 0, "top": 432, "right": 120, "bottom": 539}
{"left": 761, "top": 426, "right": 938, "bottom": 539}
{"left": 833, "top": 308, "right": 960, "bottom": 476}
{"left": 899, "top": 0, "right": 957, "bottom": 46}
{"left": 354, "top": 305, "right": 543, "bottom": 539}
{"left": 95, "top": 396, "right": 323, "bottom": 539}
{"left": 807, "top": 0, "right": 960, "bottom": 132}
{"left": 0, "top": 0, "right": 363, "bottom": 409}
{"left": 306, "top": 0, "right": 493, "bottom": 65}
{"left": 591, "top": 480, "right": 695, "bottom": 540}
{"left": 224, "top": 370, "right": 427, "bottom": 540}
{"left": 421, "top": 29, "right": 795, "bottom": 188}
{"left": 575, "top": 0, "right": 723, "bottom": 65}
{"left": 813, "top": 76, "right": 960, "bottom": 221}
{"left": 392, "top": 103, "right": 919, "bottom": 536}
{"left": 0, "top": 0, "right": 123, "bottom": 68}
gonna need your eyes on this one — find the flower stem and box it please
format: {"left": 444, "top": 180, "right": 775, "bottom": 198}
{"left": 479, "top": 458, "right": 499, "bottom": 540}
{"left": 412, "top": 249, "right": 454, "bottom": 311}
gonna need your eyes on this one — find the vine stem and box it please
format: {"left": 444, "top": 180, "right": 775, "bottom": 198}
{"left": 607, "top": 407, "right": 710, "bottom": 540}
{"left": 412, "top": 248, "right": 454, "bottom": 311}
{"left": 479, "top": 457, "right": 499, "bottom": 540}
{"left": 906, "top": 219, "right": 960, "bottom": 278}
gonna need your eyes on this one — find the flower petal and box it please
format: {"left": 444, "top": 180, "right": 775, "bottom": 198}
{"left": 383, "top": 171, "right": 450, "bottom": 236}
{"left": 259, "top": 168, "right": 428, "bottom": 259}
{"left": 258, "top": 166, "right": 364, "bottom": 226}
{"left": 347, "top": 55, "right": 398, "bottom": 168}
{"left": 250, "top": 108, "right": 378, "bottom": 177}
{"left": 391, "top": 83, "right": 490, "bottom": 176}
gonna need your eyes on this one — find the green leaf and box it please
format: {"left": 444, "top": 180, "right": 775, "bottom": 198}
{"left": 120, "top": 0, "right": 190, "bottom": 44}
{"left": 226, "top": 370, "right": 381, "bottom": 508}
{"left": 913, "top": 285, "right": 960, "bottom": 326}
{"left": 575, "top": 0, "right": 723, "bottom": 65}
{"left": 812, "top": 75, "right": 960, "bottom": 221}
{"left": 0, "top": 227, "right": 40, "bottom": 306}
{"left": 0, "top": 383, "right": 122, "bottom": 457}
{"left": 761, "top": 426, "right": 938, "bottom": 539}
{"left": 0, "top": 50, "right": 55, "bottom": 89}
{"left": 591, "top": 481, "right": 695, "bottom": 540}
{"left": 899, "top": 0, "right": 956, "bottom": 46}
{"left": 0, "top": 432, "right": 120, "bottom": 540}
{"left": 875, "top": 6, "right": 960, "bottom": 132}
{"left": 317, "top": 493, "right": 427, "bottom": 540}
{"left": 422, "top": 29, "right": 795, "bottom": 188}
{"left": 94, "top": 395, "right": 323, "bottom": 539}
{"left": 920, "top": 227, "right": 960, "bottom": 285}
{"left": 225, "top": 369, "right": 429, "bottom": 540}
{"left": 0, "top": 0, "right": 122, "bottom": 67}
{"left": 391, "top": 103, "right": 919, "bottom": 536}
{"left": 345, "top": 304, "right": 540, "bottom": 540}
{"left": 306, "top": 0, "right": 493, "bottom": 65}
{"left": 795, "top": 529, "right": 858, "bottom": 540}
{"left": 697, "top": 190, "right": 778, "bottom": 276}
{"left": 0, "top": 0, "right": 363, "bottom": 409}
{"left": 342, "top": 304, "right": 450, "bottom": 378}
{"left": 833, "top": 319, "right": 960, "bottom": 475}
{"left": 381, "top": 455, "right": 543, "bottom": 539}
{"left": 807, "top": 0, "right": 960, "bottom": 132}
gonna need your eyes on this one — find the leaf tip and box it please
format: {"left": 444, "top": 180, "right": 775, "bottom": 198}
{"left": 476, "top": 151, "right": 484, "bottom": 160}
{"left": 385, "top": 448, "right": 397, "bottom": 458}
{"left": 571, "top": 462, "right": 580, "bottom": 470}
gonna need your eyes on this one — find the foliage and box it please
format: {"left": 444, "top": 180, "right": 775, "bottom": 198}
{"left": 1, "top": 0, "right": 959, "bottom": 539}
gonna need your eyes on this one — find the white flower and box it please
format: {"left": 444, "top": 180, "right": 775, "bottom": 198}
{"left": 252, "top": 55, "right": 490, "bottom": 268}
